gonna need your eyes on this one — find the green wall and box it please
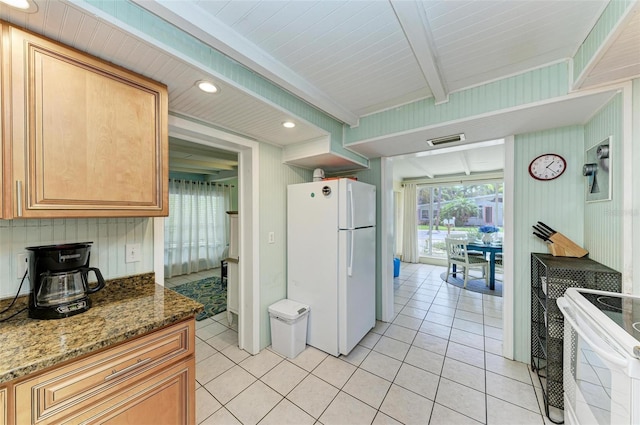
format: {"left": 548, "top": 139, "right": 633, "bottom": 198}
{"left": 510, "top": 93, "right": 626, "bottom": 362}
{"left": 348, "top": 159, "right": 384, "bottom": 319}
{"left": 583, "top": 94, "right": 624, "bottom": 270}
{"left": 345, "top": 63, "right": 569, "bottom": 144}
{"left": 512, "top": 126, "right": 585, "bottom": 362}
{"left": 258, "top": 144, "right": 312, "bottom": 349}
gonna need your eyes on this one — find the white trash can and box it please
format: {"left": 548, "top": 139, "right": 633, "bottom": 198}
{"left": 268, "top": 299, "right": 310, "bottom": 358}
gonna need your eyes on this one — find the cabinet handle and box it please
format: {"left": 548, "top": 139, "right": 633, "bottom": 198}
{"left": 104, "top": 357, "right": 153, "bottom": 381}
{"left": 16, "top": 181, "right": 23, "bottom": 217}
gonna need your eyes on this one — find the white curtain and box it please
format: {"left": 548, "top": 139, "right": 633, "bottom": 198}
{"left": 402, "top": 183, "right": 419, "bottom": 263}
{"left": 164, "top": 179, "right": 232, "bottom": 278}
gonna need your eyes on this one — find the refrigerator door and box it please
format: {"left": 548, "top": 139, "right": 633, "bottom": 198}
{"left": 287, "top": 181, "right": 340, "bottom": 356}
{"left": 338, "top": 226, "right": 376, "bottom": 355}
{"left": 338, "top": 179, "right": 376, "bottom": 229}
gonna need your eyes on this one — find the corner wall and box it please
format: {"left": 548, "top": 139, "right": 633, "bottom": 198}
{"left": 259, "top": 144, "right": 312, "bottom": 349}
{"left": 512, "top": 126, "right": 585, "bottom": 362}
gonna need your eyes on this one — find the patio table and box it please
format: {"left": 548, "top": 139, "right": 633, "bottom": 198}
{"left": 452, "top": 242, "right": 503, "bottom": 290}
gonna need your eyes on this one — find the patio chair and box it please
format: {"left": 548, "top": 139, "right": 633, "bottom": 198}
{"left": 445, "top": 237, "right": 489, "bottom": 288}
{"left": 446, "top": 233, "right": 483, "bottom": 257}
{"left": 494, "top": 253, "right": 503, "bottom": 274}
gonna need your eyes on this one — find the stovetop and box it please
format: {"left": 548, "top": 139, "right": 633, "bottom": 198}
{"left": 581, "top": 291, "right": 640, "bottom": 342}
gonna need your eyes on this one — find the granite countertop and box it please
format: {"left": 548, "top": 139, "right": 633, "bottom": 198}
{"left": 0, "top": 273, "right": 203, "bottom": 384}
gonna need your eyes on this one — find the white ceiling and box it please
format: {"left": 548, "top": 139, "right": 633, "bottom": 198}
{"left": 1, "top": 0, "right": 638, "bottom": 180}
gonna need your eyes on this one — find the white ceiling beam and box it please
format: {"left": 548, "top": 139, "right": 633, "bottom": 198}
{"left": 460, "top": 152, "right": 471, "bottom": 176}
{"left": 390, "top": 0, "right": 448, "bottom": 104}
{"left": 408, "top": 158, "right": 434, "bottom": 179}
{"left": 131, "top": 0, "right": 359, "bottom": 126}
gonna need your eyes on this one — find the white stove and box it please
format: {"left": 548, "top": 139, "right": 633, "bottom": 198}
{"left": 558, "top": 288, "right": 640, "bottom": 425}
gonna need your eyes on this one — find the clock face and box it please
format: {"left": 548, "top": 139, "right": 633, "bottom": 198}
{"left": 529, "top": 154, "right": 566, "bottom": 181}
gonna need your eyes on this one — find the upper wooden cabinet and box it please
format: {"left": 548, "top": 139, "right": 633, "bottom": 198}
{"left": 3, "top": 25, "right": 168, "bottom": 218}
{"left": 0, "top": 386, "right": 6, "bottom": 425}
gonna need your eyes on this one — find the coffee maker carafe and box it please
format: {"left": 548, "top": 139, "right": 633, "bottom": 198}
{"left": 26, "top": 242, "right": 105, "bottom": 319}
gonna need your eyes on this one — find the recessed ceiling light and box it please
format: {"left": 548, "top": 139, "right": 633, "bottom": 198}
{"left": 196, "top": 80, "right": 219, "bottom": 94}
{"left": 0, "top": 0, "right": 38, "bottom": 12}
{"left": 282, "top": 121, "right": 296, "bottom": 129}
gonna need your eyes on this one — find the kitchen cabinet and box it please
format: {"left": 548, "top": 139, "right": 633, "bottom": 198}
{"left": 0, "top": 387, "right": 6, "bottom": 425}
{"left": 3, "top": 24, "right": 168, "bottom": 218}
{"left": 12, "top": 319, "right": 195, "bottom": 425}
{"left": 0, "top": 22, "right": 5, "bottom": 219}
{"left": 530, "top": 253, "right": 621, "bottom": 423}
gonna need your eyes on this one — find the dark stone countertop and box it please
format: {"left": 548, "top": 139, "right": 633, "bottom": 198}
{"left": 0, "top": 273, "right": 203, "bottom": 384}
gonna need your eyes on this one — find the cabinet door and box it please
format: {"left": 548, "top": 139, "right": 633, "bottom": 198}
{"left": 0, "top": 387, "right": 6, "bottom": 425}
{"left": 0, "top": 23, "right": 5, "bottom": 219}
{"left": 65, "top": 358, "right": 195, "bottom": 425}
{"left": 14, "top": 320, "right": 194, "bottom": 424}
{"left": 8, "top": 26, "right": 168, "bottom": 218}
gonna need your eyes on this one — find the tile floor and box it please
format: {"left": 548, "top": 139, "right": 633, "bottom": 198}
{"left": 167, "top": 263, "right": 551, "bottom": 425}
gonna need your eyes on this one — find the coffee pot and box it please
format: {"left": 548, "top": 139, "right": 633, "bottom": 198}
{"left": 26, "top": 242, "right": 105, "bottom": 319}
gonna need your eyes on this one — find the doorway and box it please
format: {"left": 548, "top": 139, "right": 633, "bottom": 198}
{"left": 154, "top": 115, "right": 261, "bottom": 355}
{"left": 381, "top": 138, "right": 514, "bottom": 359}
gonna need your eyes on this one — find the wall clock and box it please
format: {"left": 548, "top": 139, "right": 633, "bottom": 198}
{"left": 528, "top": 153, "right": 566, "bottom": 181}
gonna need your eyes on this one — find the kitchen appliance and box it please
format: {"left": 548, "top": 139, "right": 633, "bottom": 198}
{"left": 558, "top": 288, "right": 640, "bottom": 425}
{"left": 26, "top": 242, "right": 105, "bottom": 319}
{"left": 287, "top": 178, "right": 376, "bottom": 356}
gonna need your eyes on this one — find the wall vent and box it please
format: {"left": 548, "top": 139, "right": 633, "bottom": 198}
{"left": 426, "top": 133, "right": 465, "bottom": 146}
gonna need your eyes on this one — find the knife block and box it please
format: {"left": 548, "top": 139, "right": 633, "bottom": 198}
{"left": 547, "top": 233, "right": 589, "bottom": 258}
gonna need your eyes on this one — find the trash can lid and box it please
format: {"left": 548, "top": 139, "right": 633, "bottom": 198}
{"left": 268, "top": 299, "right": 309, "bottom": 320}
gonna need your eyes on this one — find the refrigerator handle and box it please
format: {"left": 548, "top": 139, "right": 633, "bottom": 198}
{"left": 348, "top": 230, "right": 354, "bottom": 277}
{"left": 348, "top": 183, "right": 354, "bottom": 229}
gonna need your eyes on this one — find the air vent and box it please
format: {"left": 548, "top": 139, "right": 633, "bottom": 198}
{"left": 426, "top": 133, "right": 465, "bottom": 146}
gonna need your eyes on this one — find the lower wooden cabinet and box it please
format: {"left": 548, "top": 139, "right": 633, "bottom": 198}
{"left": 10, "top": 319, "right": 195, "bottom": 425}
{"left": 60, "top": 358, "right": 194, "bottom": 424}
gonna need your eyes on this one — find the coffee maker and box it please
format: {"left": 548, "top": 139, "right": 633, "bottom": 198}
{"left": 26, "top": 242, "right": 105, "bottom": 319}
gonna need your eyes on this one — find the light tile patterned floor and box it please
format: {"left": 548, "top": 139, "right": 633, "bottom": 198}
{"left": 168, "top": 263, "right": 551, "bottom": 424}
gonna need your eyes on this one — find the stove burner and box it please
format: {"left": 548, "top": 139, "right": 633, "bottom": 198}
{"left": 633, "top": 322, "right": 640, "bottom": 333}
{"left": 596, "top": 296, "right": 623, "bottom": 311}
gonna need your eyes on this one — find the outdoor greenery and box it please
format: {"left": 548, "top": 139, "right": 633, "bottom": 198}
{"left": 440, "top": 197, "right": 478, "bottom": 226}
{"left": 417, "top": 181, "right": 504, "bottom": 258}
{"left": 417, "top": 183, "right": 503, "bottom": 226}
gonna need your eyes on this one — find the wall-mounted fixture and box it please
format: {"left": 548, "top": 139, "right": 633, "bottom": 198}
{"left": 426, "top": 133, "right": 465, "bottom": 146}
{"left": 583, "top": 136, "right": 611, "bottom": 202}
{"left": 196, "top": 80, "right": 219, "bottom": 93}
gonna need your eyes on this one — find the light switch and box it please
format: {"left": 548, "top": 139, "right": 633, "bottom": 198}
{"left": 125, "top": 243, "right": 141, "bottom": 263}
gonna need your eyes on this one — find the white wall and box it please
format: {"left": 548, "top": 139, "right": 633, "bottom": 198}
{"left": 0, "top": 218, "right": 154, "bottom": 298}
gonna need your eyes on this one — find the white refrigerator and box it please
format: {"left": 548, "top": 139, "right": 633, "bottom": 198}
{"left": 287, "top": 178, "right": 376, "bottom": 356}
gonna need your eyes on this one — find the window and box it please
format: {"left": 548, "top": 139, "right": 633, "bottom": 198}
{"left": 164, "top": 179, "right": 233, "bottom": 278}
{"left": 417, "top": 182, "right": 503, "bottom": 258}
